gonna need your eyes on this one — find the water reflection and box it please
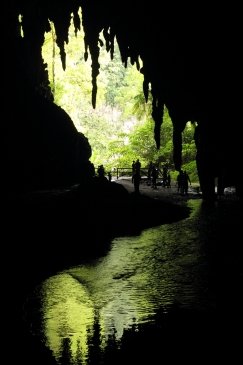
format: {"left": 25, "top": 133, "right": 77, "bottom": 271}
{"left": 40, "top": 274, "right": 95, "bottom": 364}
{"left": 38, "top": 199, "right": 215, "bottom": 364}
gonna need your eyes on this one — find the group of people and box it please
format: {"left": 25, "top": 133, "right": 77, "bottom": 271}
{"left": 97, "top": 161, "right": 191, "bottom": 196}
{"left": 132, "top": 159, "right": 172, "bottom": 193}
{"left": 131, "top": 160, "right": 191, "bottom": 195}
{"left": 147, "top": 162, "right": 171, "bottom": 189}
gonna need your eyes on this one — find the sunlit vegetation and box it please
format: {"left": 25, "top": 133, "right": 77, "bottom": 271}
{"left": 42, "top": 12, "right": 198, "bottom": 182}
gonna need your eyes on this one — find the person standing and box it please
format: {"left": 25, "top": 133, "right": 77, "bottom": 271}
{"left": 177, "top": 170, "right": 184, "bottom": 194}
{"left": 133, "top": 169, "right": 141, "bottom": 194}
{"left": 147, "top": 161, "right": 153, "bottom": 186}
{"left": 133, "top": 158, "right": 141, "bottom": 193}
{"left": 134, "top": 159, "right": 141, "bottom": 173}
{"left": 183, "top": 170, "right": 191, "bottom": 195}
{"left": 151, "top": 165, "right": 158, "bottom": 189}
{"left": 132, "top": 160, "right": 136, "bottom": 183}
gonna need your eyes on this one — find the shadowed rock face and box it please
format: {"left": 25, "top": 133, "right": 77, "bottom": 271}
{"left": 6, "top": 88, "right": 93, "bottom": 191}
{"left": 4, "top": 1, "right": 241, "bottom": 198}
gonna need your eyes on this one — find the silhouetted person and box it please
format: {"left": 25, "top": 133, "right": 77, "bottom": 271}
{"left": 108, "top": 171, "right": 112, "bottom": 182}
{"left": 133, "top": 170, "right": 141, "bottom": 194}
{"left": 151, "top": 165, "right": 158, "bottom": 189}
{"left": 177, "top": 170, "right": 184, "bottom": 194}
{"left": 147, "top": 161, "right": 153, "bottom": 186}
{"left": 97, "top": 164, "right": 106, "bottom": 180}
{"left": 134, "top": 159, "right": 141, "bottom": 173}
{"left": 167, "top": 173, "right": 171, "bottom": 188}
{"left": 182, "top": 170, "right": 191, "bottom": 195}
{"left": 132, "top": 160, "right": 136, "bottom": 183}
{"left": 162, "top": 165, "right": 168, "bottom": 187}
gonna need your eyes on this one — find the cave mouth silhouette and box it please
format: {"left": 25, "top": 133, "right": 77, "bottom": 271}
{"left": 5, "top": 1, "right": 241, "bottom": 200}
{"left": 41, "top": 19, "right": 145, "bottom": 171}
{"left": 3, "top": 4, "right": 242, "bottom": 365}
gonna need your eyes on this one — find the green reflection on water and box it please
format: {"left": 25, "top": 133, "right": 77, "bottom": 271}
{"left": 41, "top": 273, "right": 95, "bottom": 364}
{"left": 39, "top": 200, "right": 214, "bottom": 364}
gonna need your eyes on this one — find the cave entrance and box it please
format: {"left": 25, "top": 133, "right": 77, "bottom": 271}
{"left": 41, "top": 11, "right": 198, "bottom": 185}
{"left": 42, "top": 13, "right": 146, "bottom": 171}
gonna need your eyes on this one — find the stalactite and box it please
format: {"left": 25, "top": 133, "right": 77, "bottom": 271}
{"left": 83, "top": 29, "right": 101, "bottom": 108}
{"left": 73, "top": 7, "right": 81, "bottom": 35}
{"left": 51, "top": 11, "right": 71, "bottom": 70}
{"left": 143, "top": 79, "right": 149, "bottom": 103}
{"left": 10, "top": 0, "right": 206, "bottom": 172}
{"left": 170, "top": 117, "right": 187, "bottom": 171}
{"left": 150, "top": 84, "right": 164, "bottom": 149}
{"left": 172, "top": 127, "right": 183, "bottom": 171}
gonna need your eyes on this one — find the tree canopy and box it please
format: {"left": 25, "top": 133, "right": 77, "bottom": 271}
{"left": 42, "top": 18, "right": 198, "bottom": 181}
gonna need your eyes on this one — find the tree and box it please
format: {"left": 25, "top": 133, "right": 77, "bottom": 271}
{"left": 42, "top": 13, "right": 198, "bottom": 181}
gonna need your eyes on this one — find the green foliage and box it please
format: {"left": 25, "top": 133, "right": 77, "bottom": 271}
{"left": 42, "top": 13, "right": 199, "bottom": 182}
{"left": 182, "top": 122, "right": 196, "bottom": 160}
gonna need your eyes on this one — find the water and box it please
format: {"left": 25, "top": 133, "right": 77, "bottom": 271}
{"left": 27, "top": 199, "right": 216, "bottom": 364}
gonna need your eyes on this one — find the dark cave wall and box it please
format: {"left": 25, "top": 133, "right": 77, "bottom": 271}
{"left": 5, "top": 2, "right": 94, "bottom": 191}
{"left": 6, "top": 92, "right": 93, "bottom": 191}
